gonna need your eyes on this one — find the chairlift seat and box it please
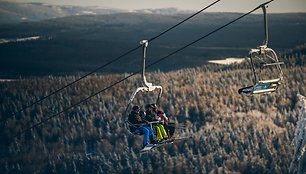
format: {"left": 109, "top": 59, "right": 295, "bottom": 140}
{"left": 125, "top": 120, "right": 144, "bottom": 135}
{"left": 131, "top": 129, "right": 144, "bottom": 135}
{"left": 238, "top": 78, "right": 281, "bottom": 96}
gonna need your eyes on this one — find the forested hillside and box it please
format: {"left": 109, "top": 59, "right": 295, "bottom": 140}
{"left": 0, "top": 51, "right": 305, "bottom": 173}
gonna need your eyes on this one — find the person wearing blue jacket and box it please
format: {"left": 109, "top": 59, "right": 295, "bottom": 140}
{"left": 128, "top": 105, "right": 157, "bottom": 148}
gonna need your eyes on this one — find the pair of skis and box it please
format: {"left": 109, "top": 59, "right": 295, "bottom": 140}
{"left": 140, "top": 136, "right": 192, "bottom": 153}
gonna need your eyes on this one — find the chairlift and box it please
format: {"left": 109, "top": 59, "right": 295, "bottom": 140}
{"left": 238, "top": 5, "right": 284, "bottom": 96}
{"left": 124, "top": 40, "right": 163, "bottom": 135}
{"left": 124, "top": 41, "right": 192, "bottom": 152}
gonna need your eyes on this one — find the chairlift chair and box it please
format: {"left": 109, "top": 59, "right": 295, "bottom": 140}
{"left": 125, "top": 40, "right": 163, "bottom": 135}
{"left": 238, "top": 5, "right": 284, "bottom": 96}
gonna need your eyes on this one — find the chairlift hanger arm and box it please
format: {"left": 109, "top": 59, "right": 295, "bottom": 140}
{"left": 140, "top": 40, "right": 152, "bottom": 88}
{"left": 139, "top": 39, "right": 163, "bottom": 103}
{"left": 261, "top": 4, "right": 268, "bottom": 47}
{"left": 124, "top": 40, "right": 163, "bottom": 117}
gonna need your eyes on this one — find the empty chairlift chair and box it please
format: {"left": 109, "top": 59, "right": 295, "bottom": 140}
{"left": 238, "top": 5, "right": 284, "bottom": 96}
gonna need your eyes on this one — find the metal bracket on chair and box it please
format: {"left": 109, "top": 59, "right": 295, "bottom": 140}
{"left": 127, "top": 86, "right": 163, "bottom": 105}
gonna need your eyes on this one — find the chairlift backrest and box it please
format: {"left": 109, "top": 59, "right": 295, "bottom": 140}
{"left": 249, "top": 47, "right": 283, "bottom": 84}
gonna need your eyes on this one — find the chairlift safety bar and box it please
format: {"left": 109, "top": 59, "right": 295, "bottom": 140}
{"left": 262, "top": 62, "right": 284, "bottom": 67}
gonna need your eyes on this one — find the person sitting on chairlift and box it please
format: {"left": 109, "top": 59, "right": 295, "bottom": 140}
{"left": 128, "top": 105, "right": 157, "bottom": 148}
{"left": 152, "top": 104, "right": 175, "bottom": 139}
{"left": 145, "top": 104, "right": 168, "bottom": 142}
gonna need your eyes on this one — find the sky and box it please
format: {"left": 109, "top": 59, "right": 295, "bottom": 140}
{"left": 6, "top": 0, "right": 306, "bottom": 13}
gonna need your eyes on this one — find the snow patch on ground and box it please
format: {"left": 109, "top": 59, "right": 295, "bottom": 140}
{"left": 0, "top": 39, "right": 10, "bottom": 44}
{"left": 0, "top": 79, "right": 17, "bottom": 82}
{"left": 16, "top": 36, "right": 40, "bottom": 42}
{"left": 0, "top": 36, "right": 40, "bottom": 44}
{"left": 82, "top": 11, "right": 96, "bottom": 15}
{"left": 208, "top": 58, "right": 245, "bottom": 65}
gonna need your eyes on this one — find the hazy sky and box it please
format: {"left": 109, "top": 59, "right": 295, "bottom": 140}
{"left": 6, "top": 0, "right": 306, "bottom": 13}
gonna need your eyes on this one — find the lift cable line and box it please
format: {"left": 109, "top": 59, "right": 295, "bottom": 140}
{"left": 3, "top": 0, "right": 221, "bottom": 125}
{"left": 12, "top": 0, "right": 274, "bottom": 140}
{"left": 148, "top": 0, "right": 221, "bottom": 42}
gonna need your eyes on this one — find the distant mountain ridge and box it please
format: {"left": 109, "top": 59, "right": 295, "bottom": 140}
{"left": 0, "top": 1, "right": 126, "bottom": 24}
{"left": 0, "top": 1, "right": 193, "bottom": 24}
